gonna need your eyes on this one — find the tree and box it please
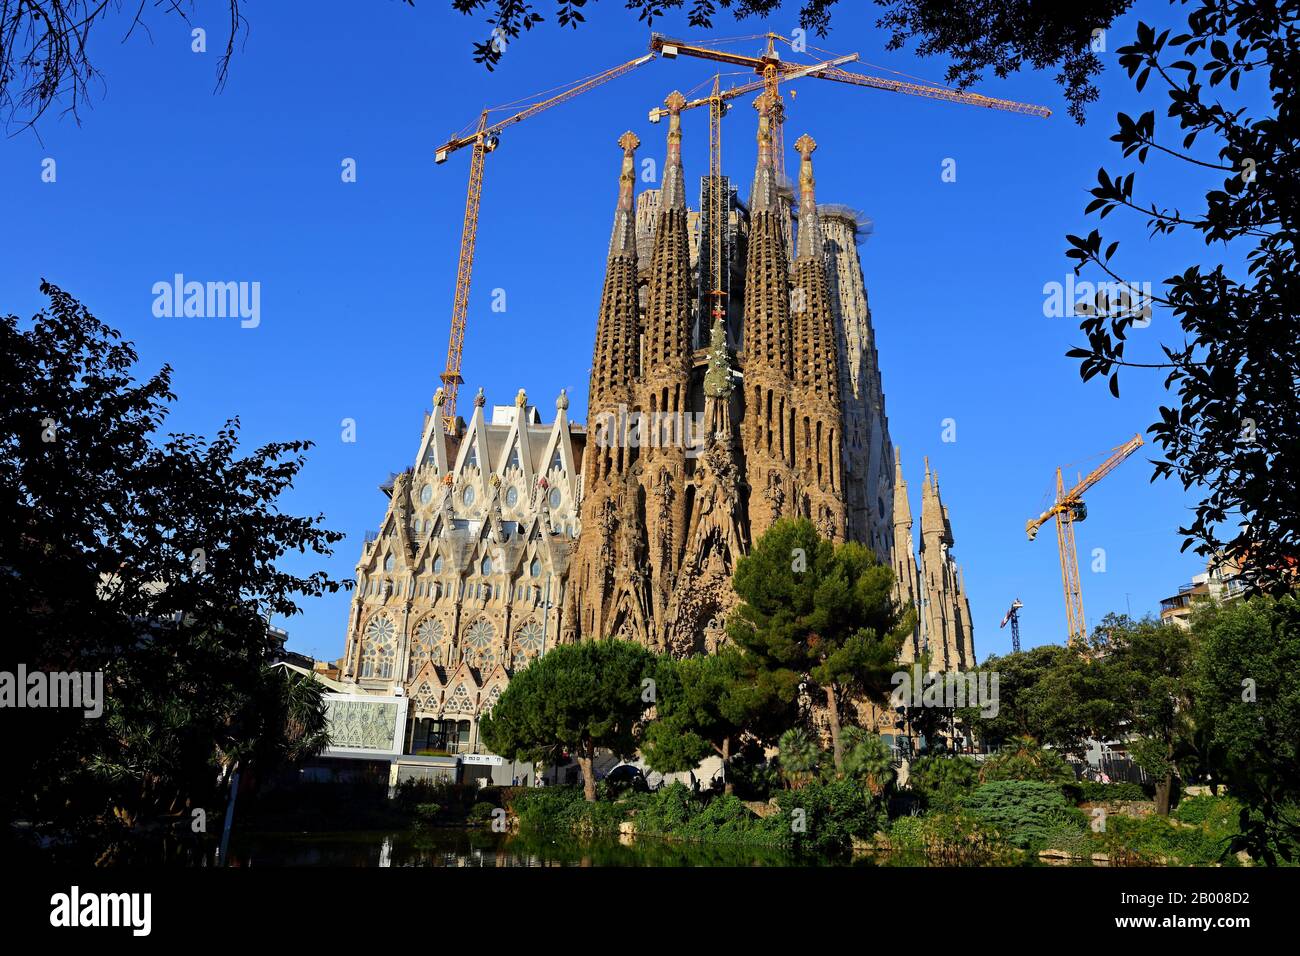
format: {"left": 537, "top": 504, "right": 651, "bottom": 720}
{"left": 727, "top": 518, "right": 912, "bottom": 772}
{"left": 1100, "top": 613, "right": 1195, "bottom": 815}
{"left": 479, "top": 638, "right": 656, "bottom": 801}
{"left": 1192, "top": 595, "right": 1300, "bottom": 863}
{"left": 840, "top": 726, "right": 895, "bottom": 798}
{"left": 1065, "top": 0, "right": 1298, "bottom": 587}
{"left": 955, "top": 646, "right": 1059, "bottom": 747}
{"left": 640, "top": 646, "right": 796, "bottom": 794}
{"left": 0, "top": 283, "right": 346, "bottom": 846}
{"left": 0, "top": 1, "right": 248, "bottom": 130}
{"left": 776, "top": 726, "right": 818, "bottom": 790}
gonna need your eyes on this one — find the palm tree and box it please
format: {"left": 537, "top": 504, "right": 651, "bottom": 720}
{"left": 841, "top": 727, "right": 896, "bottom": 797}
{"left": 778, "top": 728, "right": 819, "bottom": 790}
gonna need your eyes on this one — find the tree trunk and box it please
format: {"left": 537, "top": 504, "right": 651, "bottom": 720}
{"left": 1154, "top": 740, "right": 1175, "bottom": 816}
{"left": 1154, "top": 772, "right": 1173, "bottom": 816}
{"left": 722, "top": 737, "right": 734, "bottom": 796}
{"left": 826, "top": 685, "right": 843, "bottom": 772}
{"left": 576, "top": 748, "right": 597, "bottom": 802}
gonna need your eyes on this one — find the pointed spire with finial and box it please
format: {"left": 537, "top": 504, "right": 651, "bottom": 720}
{"left": 749, "top": 92, "right": 778, "bottom": 212}
{"left": 794, "top": 134, "right": 822, "bottom": 261}
{"left": 609, "top": 131, "right": 640, "bottom": 259}
{"left": 661, "top": 91, "right": 687, "bottom": 211}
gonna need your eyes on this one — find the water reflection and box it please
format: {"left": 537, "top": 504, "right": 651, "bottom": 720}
{"left": 228, "top": 829, "right": 850, "bottom": 867}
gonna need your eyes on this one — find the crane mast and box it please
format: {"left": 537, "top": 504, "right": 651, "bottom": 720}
{"left": 433, "top": 52, "right": 656, "bottom": 430}
{"left": 1027, "top": 434, "right": 1145, "bottom": 644}
{"left": 1000, "top": 598, "right": 1024, "bottom": 653}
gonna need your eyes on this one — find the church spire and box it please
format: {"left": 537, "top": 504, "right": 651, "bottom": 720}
{"left": 661, "top": 90, "right": 686, "bottom": 211}
{"left": 608, "top": 130, "right": 639, "bottom": 260}
{"left": 794, "top": 133, "right": 823, "bottom": 261}
{"left": 749, "top": 92, "right": 779, "bottom": 212}
{"left": 641, "top": 93, "right": 693, "bottom": 388}
{"left": 590, "top": 132, "right": 641, "bottom": 412}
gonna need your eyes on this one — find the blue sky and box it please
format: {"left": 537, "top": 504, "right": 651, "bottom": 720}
{"left": 2, "top": 1, "right": 1228, "bottom": 660}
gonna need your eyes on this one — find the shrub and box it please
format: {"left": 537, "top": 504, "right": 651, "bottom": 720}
{"left": 907, "top": 811, "right": 1020, "bottom": 865}
{"left": 908, "top": 755, "right": 979, "bottom": 811}
{"left": 979, "top": 740, "right": 1075, "bottom": 787}
{"left": 887, "top": 814, "right": 926, "bottom": 851}
{"left": 964, "top": 780, "right": 1088, "bottom": 849}
{"left": 1077, "top": 781, "right": 1148, "bottom": 803}
{"left": 1102, "top": 813, "right": 1230, "bottom": 866}
{"left": 726, "top": 750, "right": 782, "bottom": 801}
{"left": 773, "top": 779, "right": 885, "bottom": 856}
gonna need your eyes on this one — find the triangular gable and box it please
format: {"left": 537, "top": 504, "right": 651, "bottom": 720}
{"left": 535, "top": 401, "right": 577, "bottom": 502}
{"left": 414, "top": 391, "right": 452, "bottom": 473}
{"left": 444, "top": 660, "right": 481, "bottom": 715}
{"left": 452, "top": 401, "right": 493, "bottom": 505}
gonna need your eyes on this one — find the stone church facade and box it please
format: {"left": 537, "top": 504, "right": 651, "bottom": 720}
{"left": 335, "top": 94, "right": 975, "bottom": 759}
{"left": 565, "top": 93, "right": 975, "bottom": 668}
{"left": 338, "top": 388, "right": 584, "bottom": 754}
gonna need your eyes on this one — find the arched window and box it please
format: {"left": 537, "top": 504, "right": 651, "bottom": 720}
{"left": 480, "top": 555, "right": 493, "bottom": 576}
{"left": 384, "top": 554, "right": 395, "bottom": 572}
{"left": 359, "top": 615, "right": 396, "bottom": 679}
{"left": 462, "top": 486, "right": 476, "bottom": 507}
{"left": 420, "top": 483, "right": 433, "bottom": 504}
{"left": 530, "top": 557, "right": 542, "bottom": 578}
{"left": 408, "top": 617, "right": 450, "bottom": 677}
{"left": 513, "top": 619, "right": 545, "bottom": 669}
{"left": 462, "top": 618, "right": 497, "bottom": 669}
{"left": 505, "top": 486, "right": 519, "bottom": 507}
{"left": 548, "top": 487, "right": 562, "bottom": 510}
{"left": 432, "top": 554, "right": 444, "bottom": 574}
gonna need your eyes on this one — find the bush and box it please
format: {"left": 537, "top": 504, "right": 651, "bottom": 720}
{"left": 726, "top": 750, "right": 781, "bottom": 801}
{"left": 1077, "top": 781, "right": 1148, "bottom": 803}
{"left": 979, "top": 741, "right": 1075, "bottom": 787}
{"left": 773, "top": 779, "right": 885, "bottom": 856}
{"left": 630, "top": 783, "right": 780, "bottom": 844}
{"left": 964, "top": 780, "right": 1088, "bottom": 850}
{"left": 887, "top": 814, "right": 926, "bottom": 851}
{"left": 908, "top": 755, "right": 979, "bottom": 811}
{"left": 1102, "top": 813, "right": 1231, "bottom": 866}
{"left": 902, "top": 811, "right": 1020, "bottom": 865}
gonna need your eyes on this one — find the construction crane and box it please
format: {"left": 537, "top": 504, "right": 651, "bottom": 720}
{"left": 650, "top": 32, "right": 1052, "bottom": 180}
{"left": 1026, "top": 434, "right": 1145, "bottom": 645}
{"left": 648, "top": 33, "right": 1049, "bottom": 328}
{"left": 1000, "top": 598, "right": 1024, "bottom": 654}
{"left": 433, "top": 36, "right": 1049, "bottom": 431}
{"left": 432, "top": 52, "right": 656, "bottom": 430}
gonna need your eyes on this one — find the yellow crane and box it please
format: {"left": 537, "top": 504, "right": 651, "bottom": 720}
{"left": 650, "top": 32, "right": 1052, "bottom": 179}
{"left": 434, "top": 35, "right": 1050, "bottom": 431}
{"left": 648, "top": 32, "right": 1050, "bottom": 326}
{"left": 432, "top": 52, "right": 657, "bottom": 430}
{"left": 1026, "top": 434, "right": 1145, "bottom": 645}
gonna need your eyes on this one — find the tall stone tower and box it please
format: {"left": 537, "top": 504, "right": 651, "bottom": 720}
{"left": 566, "top": 100, "right": 976, "bottom": 665}
{"left": 917, "top": 458, "right": 977, "bottom": 670}
{"left": 822, "top": 207, "right": 894, "bottom": 562}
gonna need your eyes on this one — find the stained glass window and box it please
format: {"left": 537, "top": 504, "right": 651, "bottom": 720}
{"left": 463, "top": 618, "right": 497, "bottom": 670}
{"left": 408, "top": 616, "right": 449, "bottom": 677}
{"left": 513, "top": 619, "right": 544, "bottom": 669}
{"left": 359, "top": 614, "right": 396, "bottom": 679}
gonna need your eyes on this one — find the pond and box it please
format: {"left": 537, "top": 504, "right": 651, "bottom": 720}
{"left": 227, "top": 828, "right": 931, "bottom": 867}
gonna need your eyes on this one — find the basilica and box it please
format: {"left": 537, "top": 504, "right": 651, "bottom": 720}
{"left": 332, "top": 92, "right": 975, "bottom": 773}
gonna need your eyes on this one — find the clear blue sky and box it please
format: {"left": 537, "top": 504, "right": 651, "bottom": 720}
{"left": 2, "top": 1, "right": 1225, "bottom": 661}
